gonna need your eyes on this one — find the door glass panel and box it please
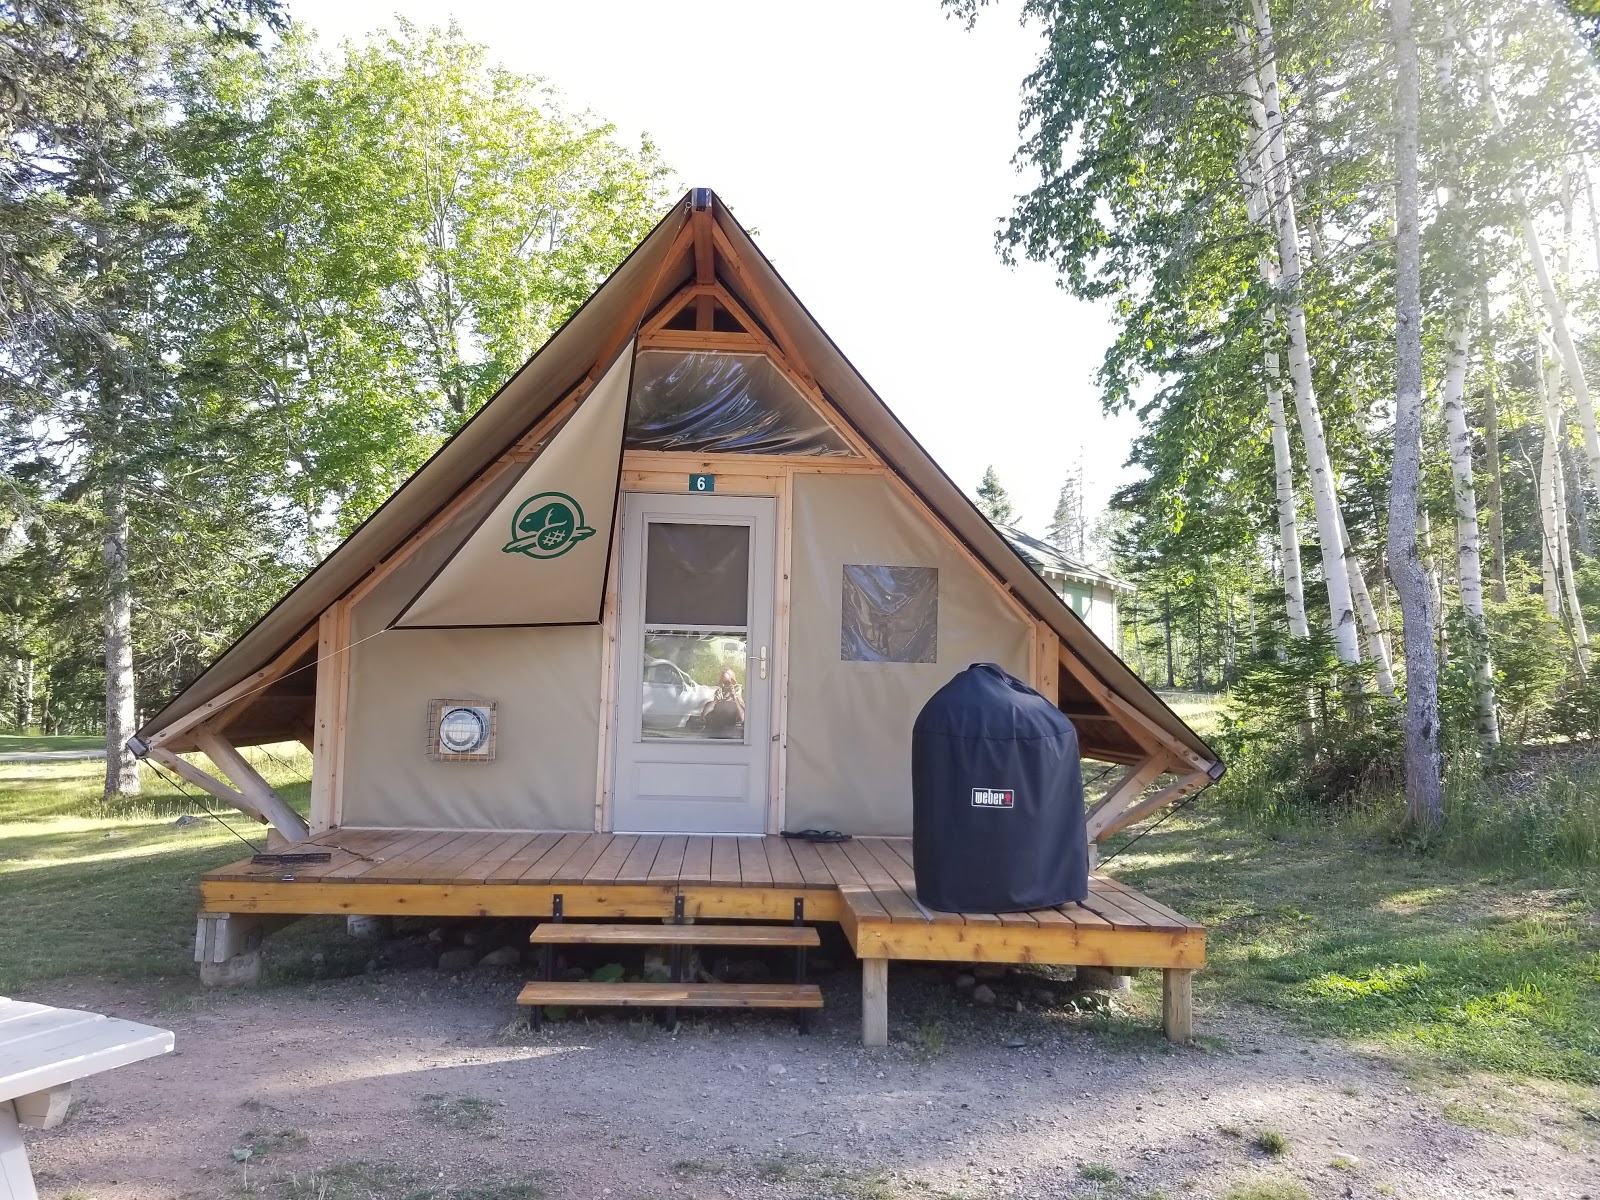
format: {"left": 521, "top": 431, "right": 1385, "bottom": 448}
{"left": 645, "top": 522, "right": 749, "bottom": 627}
{"left": 640, "top": 632, "right": 748, "bottom": 741}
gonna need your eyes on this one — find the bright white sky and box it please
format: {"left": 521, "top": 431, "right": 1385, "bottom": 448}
{"left": 302, "top": 0, "right": 1141, "bottom": 542}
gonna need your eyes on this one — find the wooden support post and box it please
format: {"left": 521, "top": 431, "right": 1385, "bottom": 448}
{"left": 861, "top": 957, "right": 888, "bottom": 1047}
{"left": 1085, "top": 757, "right": 1166, "bottom": 842}
{"left": 1163, "top": 968, "right": 1194, "bottom": 1044}
{"left": 11, "top": 1086, "right": 69, "bottom": 1131}
{"left": 144, "top": 746, "right": 265, "bottom": 823}
{"left": 1098, "top": 770, "right": 1211, "bottom": 841}
{"left": 0, "top": 1100, "right": 38, "bottom": 1200}
{"left": 193, "top": 726, "right": 309, "bottom": 842}
{"left": 195, "top": 913, "right": 301, "bottom": 986}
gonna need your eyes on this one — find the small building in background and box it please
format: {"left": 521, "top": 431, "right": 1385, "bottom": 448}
{"left": 1000, "top": 525, "right": 1130, "bottom": 649}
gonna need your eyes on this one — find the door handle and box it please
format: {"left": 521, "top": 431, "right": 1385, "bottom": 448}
{"left": 757, "top": 646, "right": 768, "bottom": 680}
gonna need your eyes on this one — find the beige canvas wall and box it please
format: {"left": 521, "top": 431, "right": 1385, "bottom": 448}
{"left": 786, "top": 472, "right": 1033, "bottom": 835}
{"left": 394, "top": 342, "right": 631, "bottom": 627}
{"left": 341, "top": 624, "right": 601, "bottom": 831}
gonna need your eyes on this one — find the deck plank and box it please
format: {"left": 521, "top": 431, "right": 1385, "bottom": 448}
{"left": 365, "top": 831, "right": 480, "bottom": 884}
{"left": 614, "top": 835, "right": 663, "bottom": 884}
{"left": 812, "top": 841, "right": 890, "bottom": 920}
{"left": 549, "top": 833, "right": 614, "bottom": 883}
{"left": 679, "top": 836, "right": 713, "bottom": 883}
{"left": 785, "top": 837, "right": 834, "bottom": 888}
{"left": 513, "top": 832, "right": 591, "bottom": 883}
{"left": 646, "top": 836, "right": 688, "bottom": 884}
{"left": 762, "top": 836, "right": 805, "bottom": 888}
{"left": 487, "top": 832, "right": 574, "bottom": 884}
{"left": 839, "top": 839, "right": 924, "bottom": 923}
{"left": 1058, "top": 901, "right": 1113, "bottom": 929}
{"left": 737, "top": 837, "right": 773, "bottom": 887}
{"left": 709, "top": 837, "right": 741, "bottom": 886}
{"left": 585, "top": 834, "right": 638, "bottom": 883}
{"left": 882, "top": 837, "right": 915, "bottom": 869}
{"left": 1094, "top": 876, "right": 1201, "bottom": 928}
{"left": 858, "top": 838, "right": 960, "bottom": 925}
{"left": 1080, "top": 887, "right": 1165, "bottom": 930}
{"left": 317, "top": 829, "right": 438, "bottom": 881}
{"left": 460, "top": 833, "right": 551, "bottom": 883}
{"left": 517, "top": 981, "right": 823, "bottom": 1009}
{"left": 415, "top": 832, "right": 504, "bottom": 881}
{"left": 350, "top": 831, "right": 467, "bottom": 883}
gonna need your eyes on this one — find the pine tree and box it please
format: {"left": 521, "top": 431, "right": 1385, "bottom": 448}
{"left": 975, "top": 466, "right": 1015, "bottom": 525}
{"left": 1047, "top": 470, "right": 1085, "bottom": 559}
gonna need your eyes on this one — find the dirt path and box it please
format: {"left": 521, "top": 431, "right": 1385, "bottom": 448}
{"left": 19, "top": 967, "right": 1598, "bottom": 1200}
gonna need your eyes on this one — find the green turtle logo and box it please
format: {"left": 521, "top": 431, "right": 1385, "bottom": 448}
{"left": 501, "top": 492, "right": 596, "bottom": 559}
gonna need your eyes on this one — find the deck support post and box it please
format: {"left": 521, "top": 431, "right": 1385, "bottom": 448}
{"left": 861, "top": 957, "right": 888, "bottom": 1047}
{"left": 195, "top": 913, "right": 300, "bottom": 986}
{"left": 1162, "top": 968, "right": 1194, "bottom": 1043}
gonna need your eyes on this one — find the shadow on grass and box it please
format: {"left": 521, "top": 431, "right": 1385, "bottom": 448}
{"left": 1104, "top": 808, "right": 1600, "bottom": 1084}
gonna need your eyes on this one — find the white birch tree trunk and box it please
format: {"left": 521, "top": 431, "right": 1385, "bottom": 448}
{"left": 1539, "top": 351, "right": 1565, "bottom": 618}
{"left": 1389, "top": 0, "right": 1443, "bottom": 827}
{"left": 102, "top": 482, "right": 140, "bottom": 798}
{"left": 1553, "top": 418, "right": 1591, "bottom": 664}
{"left": 1439, "top": 307, "right": 1500, "bottom": 743}
{"left": 1334, "top": 506, "right": 1395, "bottom": 696}
{"left": 1234, "top": 129, "right": 1310, "bottom": 640}
{"left": 1245, "top": 0, "right": 1361, "bottom": 662}
{"left": 1542, "top": 347, "right": 1592, "bottom": 662}
{"left": 1485, "top": 79, "right": 1600, "bottom": 493}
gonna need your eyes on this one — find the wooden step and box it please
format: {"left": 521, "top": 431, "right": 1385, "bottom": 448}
{"left": 517, "top": 981, "right": 823, "bottom": 1009}
{"left": 528, "top": 923, "right": 820, "bottom": 947}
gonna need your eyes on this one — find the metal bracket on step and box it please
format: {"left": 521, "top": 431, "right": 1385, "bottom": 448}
{"left": 794, "top": 897, "right": 811, "bottom": 1035}
{"left": 532, "top": 894, "right": 563, "bottom": 1033}
{"left": 664, "top": 893, "right": 687, "bottom": 1033}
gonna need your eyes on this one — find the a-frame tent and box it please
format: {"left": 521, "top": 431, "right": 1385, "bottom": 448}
{"left": 141, "top": 191, "right": 1218, "bottom": 1042}
{"left": 137, "top": 188, "right": 1219, "bottom": 850}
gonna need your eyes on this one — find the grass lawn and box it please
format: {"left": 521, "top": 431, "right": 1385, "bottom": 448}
{"left": 0, "top": 747, "right": 316, "bottom": 993}
{"left": 2, "top": 745, "right": 1596, "bottom": 1117}
{"left": 0, "top": 733, "right": 107, "bottom": 754}
{"left": 1104, "top": 803, "right": 1600, "bottom": 1091}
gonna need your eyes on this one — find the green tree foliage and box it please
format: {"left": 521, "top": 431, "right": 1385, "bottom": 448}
{"left": 183, "top": 20, "right": 669, "bottom": 549}
{"left": 957, "top": 0, "right": 1600, "bottom": 820}
{"left": 0, "top": 6, "right": 669, "bottom": 764}
{"left": 975, "top": 464, "right": 1015, "bottom": 524}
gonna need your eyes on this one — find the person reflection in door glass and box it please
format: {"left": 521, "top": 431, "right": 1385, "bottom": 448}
{"left": 700, "top": 667, "right": 745, "bottom": 738}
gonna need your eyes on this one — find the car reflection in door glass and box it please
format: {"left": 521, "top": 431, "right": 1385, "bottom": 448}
{"left": 639, "top": 634, "right": 747, "bottom": 740}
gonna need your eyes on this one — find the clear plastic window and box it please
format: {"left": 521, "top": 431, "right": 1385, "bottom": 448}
{"left": 842, "top": 565, "right": 938, "bottom": 663}
{"left": 625, "top": 350, "right": 857, "bottom": 456}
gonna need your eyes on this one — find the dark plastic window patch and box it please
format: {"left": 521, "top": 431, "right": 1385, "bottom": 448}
{"left": 841, "top": 565, "right": 937, "bottom": 663}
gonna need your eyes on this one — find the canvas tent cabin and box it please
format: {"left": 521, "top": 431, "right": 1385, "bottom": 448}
{"left": 1000, "top": 525, "right": 1129, "bottom": 646}
{"left": 135, "top": 190, "right": 1221, "bottom": 1044}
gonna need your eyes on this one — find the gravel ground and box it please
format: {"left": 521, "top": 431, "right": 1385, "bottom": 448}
{"left": 18, "top": 957, "right": 1600, "bottom": 1200}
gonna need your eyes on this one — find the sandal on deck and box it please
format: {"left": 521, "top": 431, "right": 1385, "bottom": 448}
{"left": 781, "top": 829, "right": 852, "bottom": 843}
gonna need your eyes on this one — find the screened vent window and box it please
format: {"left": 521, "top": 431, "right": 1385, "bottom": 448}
{"left": 842, "top": 565, "right": 938, "bottom": 663}
{"left": 625, "top": 350, "right": 857, "bottom": 456}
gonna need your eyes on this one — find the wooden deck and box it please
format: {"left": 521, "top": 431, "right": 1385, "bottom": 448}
{"left": 201, "top": 830, "right": 1204, "bottom": 971}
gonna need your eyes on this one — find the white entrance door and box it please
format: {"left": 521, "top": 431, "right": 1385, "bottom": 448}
{"left": 613, "top": 492, "right": 776, "bottom": 834}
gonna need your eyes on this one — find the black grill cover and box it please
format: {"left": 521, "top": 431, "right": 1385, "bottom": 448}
{"left": 912, "top": 663, "right": 1087, "bottom": 912}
